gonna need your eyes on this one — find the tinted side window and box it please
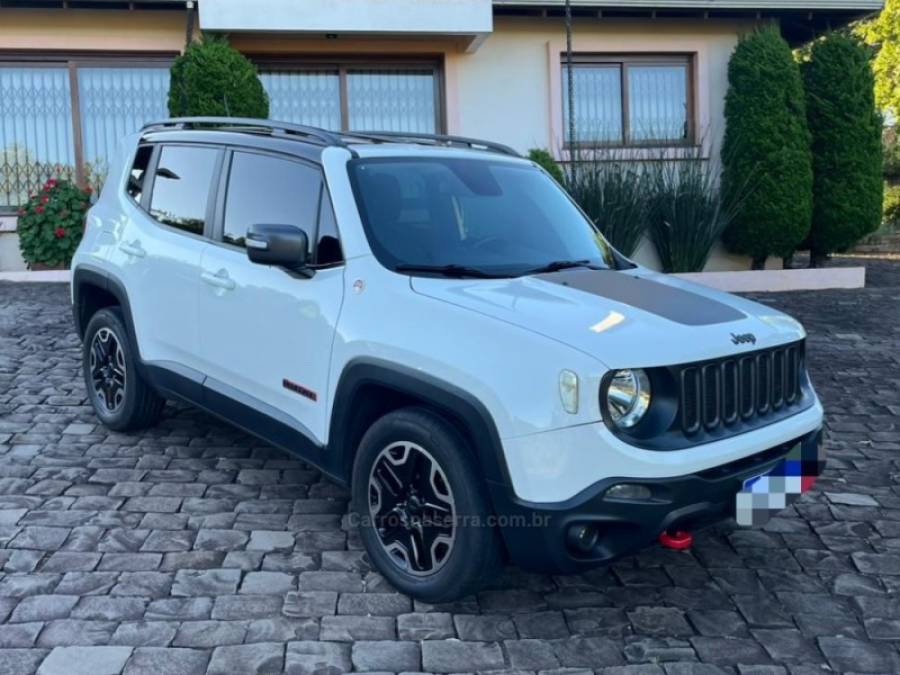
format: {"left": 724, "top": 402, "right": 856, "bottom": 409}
{"left": 316, "top": 191, "right": 343, "bottom": 265}
{"left": 126, "top": 145, "right": 153, "bottom": 203}
{"left": 223, "top": 152, "right": 321, "bottom": 248}
{"left": 149, "top": 145, "right": 218, "bottom": 235}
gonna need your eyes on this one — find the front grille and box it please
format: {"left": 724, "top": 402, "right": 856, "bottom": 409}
{"left": 678, "top": 342, "right": 805, "bottom": 437}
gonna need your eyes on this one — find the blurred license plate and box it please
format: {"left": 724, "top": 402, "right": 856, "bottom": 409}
{"left": 735, "top": 441, "right": 823, "bottom": 527}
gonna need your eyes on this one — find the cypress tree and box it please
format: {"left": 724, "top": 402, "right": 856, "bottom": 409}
{"left": 721, "top": 28, "right": 813, "bottom": 269}
{"left": 804, "top": 33, "right": 883, "bottom": 265}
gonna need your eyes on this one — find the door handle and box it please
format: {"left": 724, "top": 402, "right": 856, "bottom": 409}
{"left": 201, "top": 269, "right": 236, "bottom": 291}
{"left": 119, "top": 241, "right": 146, "bottom": 258}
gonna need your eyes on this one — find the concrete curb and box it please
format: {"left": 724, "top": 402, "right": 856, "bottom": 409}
{"left": 673, "top": 266, "right": 866, "bottom": 293}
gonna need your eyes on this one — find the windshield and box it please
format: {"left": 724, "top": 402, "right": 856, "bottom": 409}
{"left": 348, "top": 157, "right": 615, "bottom": 277}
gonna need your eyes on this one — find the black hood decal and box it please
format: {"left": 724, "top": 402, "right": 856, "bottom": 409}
{"left": 537, "top": 270, "right": 745, "bottom": 326}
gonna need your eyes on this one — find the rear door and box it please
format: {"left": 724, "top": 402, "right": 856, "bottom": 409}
{"left": 120, "top": 143, "right": 220, "bottom": 376}
{"left": 197, "top": 148, "right": 345, "bottom": 444}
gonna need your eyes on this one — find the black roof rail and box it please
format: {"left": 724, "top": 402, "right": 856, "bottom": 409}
{"left": 347, "top": 131, "right": 520, "bottom": 157}
{"left": 140, "top": 117, "right": 347, "bottom": 147}
{"left": 140, "top": 118, "right": 520, "bottom": 158}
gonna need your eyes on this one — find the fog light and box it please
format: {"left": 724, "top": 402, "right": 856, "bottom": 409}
{"left": 604, "top": 483, "right": 653, "bottom": 501}
{"left": 566, "top": 523, "right": 599, "bottom": 554}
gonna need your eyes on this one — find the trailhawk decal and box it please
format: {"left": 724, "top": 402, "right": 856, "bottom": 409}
{"left": 537, "top": 270, "right": 745, "bottom": 326}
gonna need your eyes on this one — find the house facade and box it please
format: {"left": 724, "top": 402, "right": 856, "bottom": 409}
{"left": 0, "top": 0, "right": 881, "bottom": 271}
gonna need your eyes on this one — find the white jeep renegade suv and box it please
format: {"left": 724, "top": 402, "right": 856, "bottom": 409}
{"left": 72, "top": 118, "right": 825, "bottom": 602}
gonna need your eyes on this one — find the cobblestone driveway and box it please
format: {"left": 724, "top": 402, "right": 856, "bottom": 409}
{"left": 1, "top": 259, "right": 899, "bottom": 675}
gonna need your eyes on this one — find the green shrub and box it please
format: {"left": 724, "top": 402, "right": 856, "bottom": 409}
{"left": 168, "top": 34, "right": 269, "bottom": 118}
{"left": 804, "top": 33, "right": 884, "bottom": 263}
{"left": 885, "top": 184, "right": 900, "bottom": 230}
{"left": 721, "top": 27, "right": 813, "bottom": 269}
{"left": 646, "top": 150, "right": 742, "bottom": 273}
{"left": 563, "top": 149, "right": 648, "bottom": 257}
{"left": 17, "top": 179, "right": 91, "bottom": 269}
{"left": 527, "top": 148, "right": 565, "bottom": 184}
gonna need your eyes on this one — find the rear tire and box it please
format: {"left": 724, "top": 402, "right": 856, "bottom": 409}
{"left": 82, "top": 307, "right": 164, "bottom": 431}
{"left": 351, "top": 407, "right": 503, "bottom": 602}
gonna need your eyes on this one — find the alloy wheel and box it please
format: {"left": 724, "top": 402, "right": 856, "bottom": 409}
{"left": 368, "top": 441, "right": 456, "bottom": 576}
{"left": 89, "top": 327, "right": 127, "bottom": 413}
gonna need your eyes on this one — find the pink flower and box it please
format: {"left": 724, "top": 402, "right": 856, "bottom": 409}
{"left": 54, "top": 227, "right": 66, "bottom": 239}
{"left": 35, "top": 206, "right": 45, "bottom": 214}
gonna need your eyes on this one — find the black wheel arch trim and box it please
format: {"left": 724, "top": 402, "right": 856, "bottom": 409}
{"left": 329, "top": 358, "right": 513, "bottom": 489}
{"left": 72, "top": 265, "right": 143, "bottom": 366}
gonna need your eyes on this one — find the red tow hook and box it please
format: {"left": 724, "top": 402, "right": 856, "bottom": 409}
{"left": 659, "top": 530, "right": 693, "bottom": 550}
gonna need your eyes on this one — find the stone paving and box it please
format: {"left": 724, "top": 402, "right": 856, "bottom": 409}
{"left": 0, "top": 258, "right": 899, "bottom": 674}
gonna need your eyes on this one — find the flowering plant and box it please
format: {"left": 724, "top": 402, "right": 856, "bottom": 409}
{"left": 17, "top": 179, "right": 91, "bottom": 269}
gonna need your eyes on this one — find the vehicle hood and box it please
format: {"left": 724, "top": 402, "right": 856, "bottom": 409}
{"left": 410, "top": 268, "right": 805, "bottom": 369}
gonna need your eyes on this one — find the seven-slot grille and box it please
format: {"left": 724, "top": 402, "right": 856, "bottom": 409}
{"left": 678, "top": 342, "right": 805, "bottom": 436}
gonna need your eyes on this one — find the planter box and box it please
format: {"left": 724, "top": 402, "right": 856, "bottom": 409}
{"left": 0, "top": 269, "right": 70, "bottom": 283}
{"left": 673, "top": 266, "right": 866, "bottom": 293}
{"left": 0, "top": 216, "right": 27, "bottom": 272}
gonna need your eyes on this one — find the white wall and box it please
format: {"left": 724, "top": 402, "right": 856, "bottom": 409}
{"left": 448, "top": 16, "right": 757, "bottom": 155}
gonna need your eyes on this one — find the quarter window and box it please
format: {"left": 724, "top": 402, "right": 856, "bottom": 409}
{"left": 126, "top": 145, "right": 154, "bottom": 203}
{"left": 316, "top": 191, "right": 343, "bottom": 266}
{"left": 222, "top": 151, "right": 322, "bottom": 249}
{"left": 148, "top": 145, "right": 218, "bottom": 235}
{"left": 562, "top": 55, "right": 692, "bottom": 146}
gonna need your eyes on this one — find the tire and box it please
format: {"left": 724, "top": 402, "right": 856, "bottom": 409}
{"left": 351, "top": 407, "right": 503, "bottom": 602}
{"left": 82, "top": 307, "right": 164, "bottom": 432}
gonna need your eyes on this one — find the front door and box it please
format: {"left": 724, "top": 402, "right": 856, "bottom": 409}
{"left": 196, "top": 149, "right": 345, "bottom": 445}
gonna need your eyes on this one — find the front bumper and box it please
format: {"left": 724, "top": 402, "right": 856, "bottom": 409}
{"left": 491, "top": 427, "right": 824, "bottom": 574}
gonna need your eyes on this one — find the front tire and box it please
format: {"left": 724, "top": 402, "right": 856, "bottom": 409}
{"left": 352, "top": 407, "right": 503, "bottom": 602}
{"left": 82, "top": 307, "right": 164, "bottom": 431}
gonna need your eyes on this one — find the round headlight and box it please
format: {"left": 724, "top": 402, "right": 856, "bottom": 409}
{"left": 605, "top": 369, "right": 651, "bottom": 429}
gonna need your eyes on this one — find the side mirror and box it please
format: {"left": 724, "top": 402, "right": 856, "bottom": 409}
{"left": 246, "top": 224, "right": 311, "bottom": 274}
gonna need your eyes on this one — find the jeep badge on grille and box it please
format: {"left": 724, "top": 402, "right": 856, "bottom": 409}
{"left": 731, "top": 333, "right": 757, "bottom": 345}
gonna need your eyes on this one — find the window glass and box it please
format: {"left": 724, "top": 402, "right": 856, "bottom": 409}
{"left": 78, "top": 67, "right": 170, "bottom": 190}
{"left": 561, "top": 57, "right": 691, "bottom": 146}
{"left": 0, "top": 66, "right": 76, "bottom": 207}
{"left": 260, "top": 70, "right": 341, "bottom": 130}
{"left": 562, "top": 66, "right": 622, "bottom": 144}
{"left": 628, "top": 65, "right": 688, "bottom": 143}
{"left": 223, "top": 151, "right": 321, "bottom": 248}
{"left": 316, "top": 191, "right": 343, "bottom": 265}
{"left": 347, "top": 70, "right": 436, "bottom": 133}
{"left": 350, "top": 158, "right": 614, "bottom": 275}
{"left": 149, "top": 145, "right": 218, "bottom": 235}
{"left": 126, "top": 145, "right": 153, "bottom": 202}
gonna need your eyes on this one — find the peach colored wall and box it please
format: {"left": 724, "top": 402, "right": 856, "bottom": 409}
{"left": 446, "top": 16, "right": 760, "bottom": 156}
{"left": 0, "top": 9, "right": 188, "bottom": 53}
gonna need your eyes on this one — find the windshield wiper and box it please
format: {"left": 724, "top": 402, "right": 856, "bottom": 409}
{"left": 394, "top": 263, "right": 508, "bottom": 279}
{"left": 520, "top": 259, "right": 604, "bottom": 276}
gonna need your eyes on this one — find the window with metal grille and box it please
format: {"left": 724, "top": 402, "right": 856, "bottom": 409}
{"left": 258, "top": 61, "right": 442, "bottom": 134}
{"left": 0, "top": 58, "right": 172, "bottom": 211}
{"left": 561, "top": 54, "right": 694, "bottom": 147}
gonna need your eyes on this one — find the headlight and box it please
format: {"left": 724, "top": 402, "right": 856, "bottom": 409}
{"left": 605, "top": 369, "right": 651, "bottom": 429}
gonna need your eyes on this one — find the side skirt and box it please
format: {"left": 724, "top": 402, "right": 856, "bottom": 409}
{"left": 143, "top": 362, "right": 346, "bottom": 486}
